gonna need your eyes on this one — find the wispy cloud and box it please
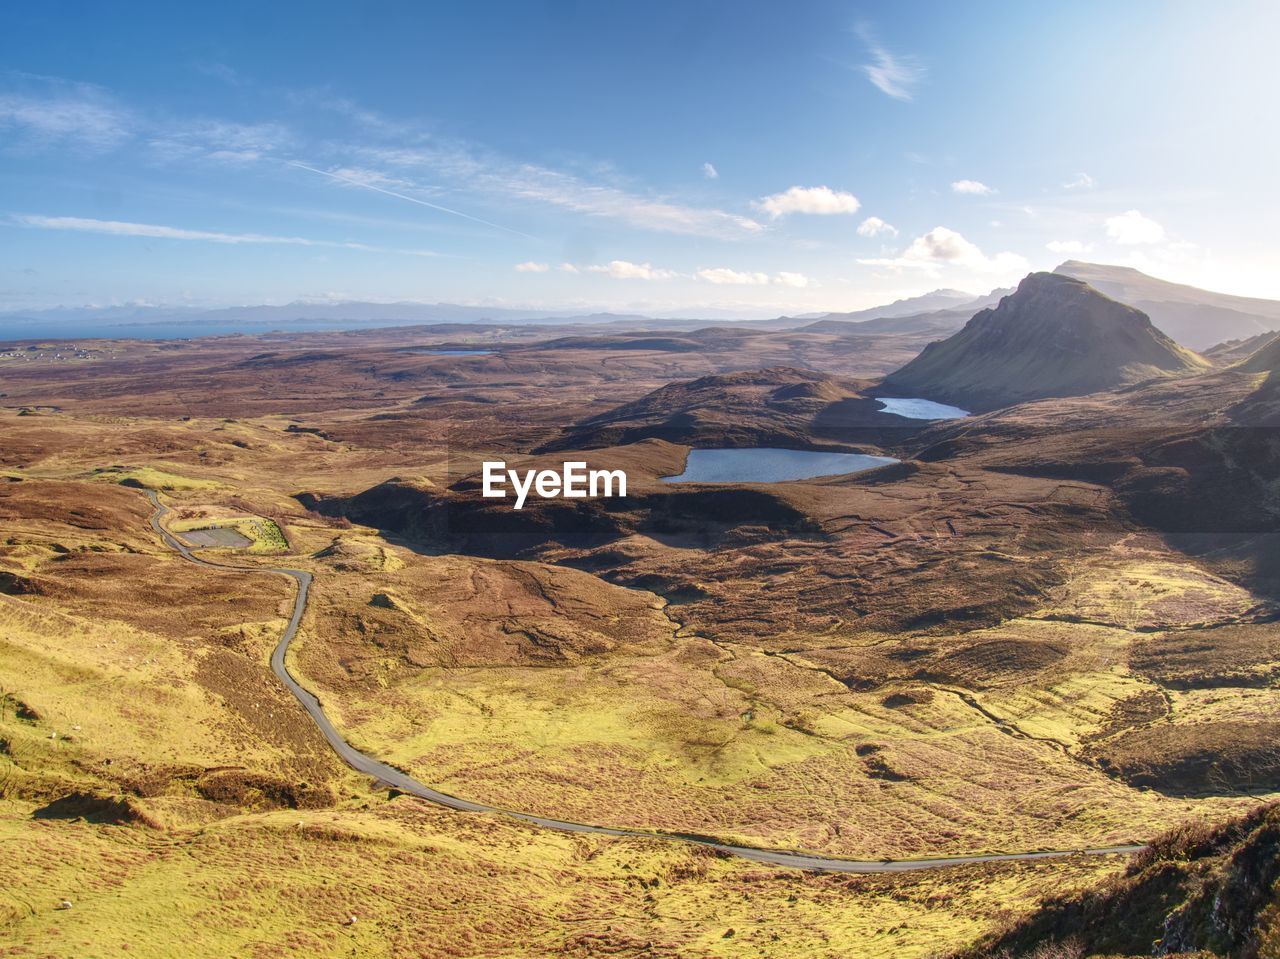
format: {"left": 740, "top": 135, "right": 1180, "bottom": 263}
{"left": 951, "top": 179, "right": 994, "bottom": 196}
{"left": 355, "top": 143, "right": 764, "bottom": 239}
{"left": 1, "top": 76, "right": 764, "bottom": 244}
{"left": 0, "top": 73, "right": 293, "bottom": 166}
{"left": 285, "top": 160, "right": 539, "bottom": 240}
{"left": 514, "top": 261, "right": 548, "bottom": 273}
{"left": 146, "top": 119, "right": 295, "bottom": 167}
{"left": 0, "top": 80, "right": 134, "bottom": 149}
{"left": 858, "top": 26, "right": 925, "bottom": 101}
{"left": 755, "top": 185, "right": 860, "bottom": 218}
{"left": 10, "top": 214, "right": 440, "bottom": 257}
{"left": 1063, "top": 172, "right": 1095, "bottom": 190}
{"left": 702, "top": 161, "right": 719, "bottom": 179}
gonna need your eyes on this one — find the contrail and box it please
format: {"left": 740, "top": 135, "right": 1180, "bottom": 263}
{"left": 285, "top": 160, "right": 539, "bottom": 240}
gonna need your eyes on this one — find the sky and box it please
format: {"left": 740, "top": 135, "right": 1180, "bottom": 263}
{"left": 2, "top": 0, "right": 1278, "bottom": 319}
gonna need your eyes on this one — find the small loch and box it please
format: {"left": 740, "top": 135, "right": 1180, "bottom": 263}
{"left": 408, "top": 349, "right": 496, "bottom": 356}
{"left": 663, "top": 448, "right": 899, "bottom": 484}
{"left": 875, "top": 397, "right": 969, "bottom": 420}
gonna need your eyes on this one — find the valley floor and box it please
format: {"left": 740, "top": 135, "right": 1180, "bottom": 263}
{"left": 1, "top": 324, "right": 1277, "bottom": 956}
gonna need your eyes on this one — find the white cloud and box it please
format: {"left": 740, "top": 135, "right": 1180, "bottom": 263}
{"left": 694, "top": 268, "right": 812, "bottom": 288}
{"left": 559, "top": 262, "right": 579, "bottom": 273}
{"left": 1046, "top": 239, "right": 1091, "bottom": 255}
{"left": 698, "top": 267, "right": 770, "bottom": 285}
{"left": 951, "top": 179, "right": 994, "bottom": 195}
{"left": 774, "top": 271, "right": 811, "bottom": 288}
{"left": 857, "top": 216, "right": 898, "bottom": 238}
{"left": 858, "top": 225, "right": 1028, "bottom": 278}
{"left": 11, "top": 214, "right": 438, "bottom": 257}
{"left": 859, "top": 29, "right": 925, "bottom": 101}
{"left": 1105, "top": 209, "right": 1166, "bottom": 245}
{"left": 586, "top": 260, "right": 678, "bottom": 280}
{"left": 702, "top": 162, "right": 718, "bottom": 179}
{"left": 902, "top": 227, "right": 984, "bottom": 262}
{"left": 514, "top": 261, "right": 548, "bottom": 273}
{"left": 1063, "top": 172, "right": 1095, "bottom": 190}
{"left": 755, "top": 185, "right": 860, "bottom": 219}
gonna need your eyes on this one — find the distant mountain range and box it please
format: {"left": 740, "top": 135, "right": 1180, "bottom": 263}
{"left": 883, "top": 272, "right": 1209, "bottom": 411}
{"left": 792, "top": 288, "right": 982, "bottom": 323}
{"left": 1054, "top": 261, "right": 1280, "bottom": 349}
{"left": 4, "top": 263, "right": 1278, "bottom": 348}
{"left": 0, "top": 288, "right": 990, "bottom": 341}
{"left": 798, "top": 290, "right": 1008, "bottom": 337}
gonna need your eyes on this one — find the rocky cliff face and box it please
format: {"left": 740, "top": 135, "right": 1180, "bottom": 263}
{"left": 883, "top": 272, "right": 1209, "bottom": 411}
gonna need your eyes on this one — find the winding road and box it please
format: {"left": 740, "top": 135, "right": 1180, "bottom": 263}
{"left": 145, "top": 489, "right": 1145, "bottom": 873}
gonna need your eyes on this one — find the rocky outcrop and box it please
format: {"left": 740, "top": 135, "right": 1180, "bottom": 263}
{"left": 883, "top": 272, "right": 1209, "bottom": 412}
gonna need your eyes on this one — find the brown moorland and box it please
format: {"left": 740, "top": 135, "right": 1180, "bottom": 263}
{"left": 2, "top": 293, "right": 1278, "bottom": 955}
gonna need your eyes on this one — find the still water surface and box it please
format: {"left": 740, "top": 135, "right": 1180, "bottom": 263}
{"left": 875, "top": 397, "right": 969, "bottom": 420}
{"left": 663, "top": 448, "right": 899, "bottom": 484}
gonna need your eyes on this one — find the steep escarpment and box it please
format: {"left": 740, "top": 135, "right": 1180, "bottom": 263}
{"left": 883, "top": 273, "right": 1209, "bottom": 412}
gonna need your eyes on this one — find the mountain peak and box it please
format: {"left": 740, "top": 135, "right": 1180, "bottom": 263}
{"left": 882, "top": 272, "right": 1209, "bottom": 411}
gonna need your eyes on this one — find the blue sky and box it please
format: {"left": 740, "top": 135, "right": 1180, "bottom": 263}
{"left": 2, "top": 0, "right": 1278, "bottom": 317}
